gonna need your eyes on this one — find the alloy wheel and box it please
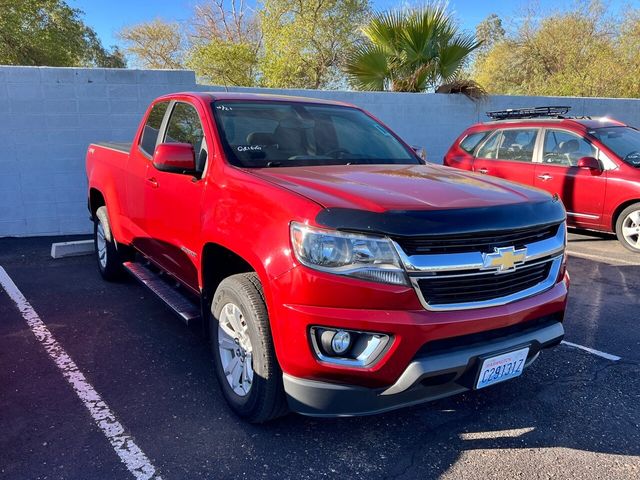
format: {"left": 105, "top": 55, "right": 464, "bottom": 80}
{"left": 217, "top": 302, "right": 254, "bottom": 397}
{"left": 621, "top": 210, "right": 640, "bottom": 249}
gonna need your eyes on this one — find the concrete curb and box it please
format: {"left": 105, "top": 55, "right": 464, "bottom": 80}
{"left": 51, "top": 240, "right": 94, "bottom": 259}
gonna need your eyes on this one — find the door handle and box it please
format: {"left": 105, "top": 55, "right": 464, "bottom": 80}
{"left": 146, "top": 177, "right": 159, "bottom": 188}
{"left": 537, "top": 174, "right": 553, "bottom": 181}
{"left": 478, "top": 168, "right": 489, "bottom": 174}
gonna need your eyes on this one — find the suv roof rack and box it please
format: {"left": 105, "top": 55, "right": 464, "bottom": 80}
{"left": 486, "top": 106, "right": 572, "bottom": 121}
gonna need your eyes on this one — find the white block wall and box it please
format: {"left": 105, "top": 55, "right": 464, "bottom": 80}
{"left": 2, "top": 66, "right": 640, "bottom": 237}
{"left": 0, "top": 67, "right": 196, "bottom": 237}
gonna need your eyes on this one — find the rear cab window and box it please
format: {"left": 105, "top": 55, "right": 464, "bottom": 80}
{"left": 139, "top": 101, "right": 169, "bottom": 156}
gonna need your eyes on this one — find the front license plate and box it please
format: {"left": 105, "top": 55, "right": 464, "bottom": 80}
{"left": 476, "top": 347, "right": 530, "bottom": 390}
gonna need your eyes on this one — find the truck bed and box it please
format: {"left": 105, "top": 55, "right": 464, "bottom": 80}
{"left": 94, "top": 142, "right": 132, "bottom": 154}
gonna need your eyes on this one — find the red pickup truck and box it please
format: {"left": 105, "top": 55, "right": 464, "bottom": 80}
{"left": 444, "top": 106, "right": 640, "bottom": 252}
{"left": 86, "top": 92, "right": 568, "bottom": 422}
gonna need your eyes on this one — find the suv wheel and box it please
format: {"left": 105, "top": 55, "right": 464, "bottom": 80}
{"left": 210, "top": 273, "right": 288, "bottom": 423}
{"left": 615, "top": 203, "right": 640, "bottom": 253}
{"left": 94, "top": 206, "right": 131, "bottom": 280}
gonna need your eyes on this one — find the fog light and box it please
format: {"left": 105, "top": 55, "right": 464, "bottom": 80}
{"left": 319, "top": 329, "right": 351, "bottom": 356}
{"left": 331, "top": 330, "right": 351, "bottom": 354}
{"left": 311, "top": 327, "right": 391, "bottom": 368}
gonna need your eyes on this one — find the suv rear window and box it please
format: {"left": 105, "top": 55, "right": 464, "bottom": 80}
{"left": 460, "top": 132, "right": 489, "bottom": 153}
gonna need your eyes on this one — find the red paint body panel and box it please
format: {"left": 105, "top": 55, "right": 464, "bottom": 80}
{"left": 444, "top": 118, "right": 640, "bottom": 232}
{"left": 250, "top": 163, "right": 552, "bottom": 211}
{"left": 86, "top": 92, "right": 569, "bottom": 391}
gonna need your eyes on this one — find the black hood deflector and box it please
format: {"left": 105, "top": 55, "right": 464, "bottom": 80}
{"left": 315, "top": 199, "right": 566, "bottom": 237}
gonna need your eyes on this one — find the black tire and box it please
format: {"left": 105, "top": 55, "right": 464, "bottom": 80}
{"left": 210, "top": 273, "right": 288, "bottom": 423}
{"left": 615, "top": 202, "right": 640, "bottom": 253}
{"left": 94, "top": 206, "right": 131, "bottom": 281}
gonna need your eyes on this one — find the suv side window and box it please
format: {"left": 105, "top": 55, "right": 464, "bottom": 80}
{"left": 139, "top": 101, "right": 169, "bottom": 156}
{"left": 497, "top": 128, "right": 538, "bottom": 162}
{"left": 542, "top": 129, "right": 596, "bottom": 166}
{"left": 164, "top": 102, "right": 205, "bottom": 153}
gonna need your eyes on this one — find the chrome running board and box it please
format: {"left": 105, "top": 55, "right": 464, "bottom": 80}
{"left": 123, "top": 261, "right": 200, "bottom": 325}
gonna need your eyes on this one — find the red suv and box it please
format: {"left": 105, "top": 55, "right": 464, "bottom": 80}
{"left": 444, "top": 106, "right": 640, "bottom": 252}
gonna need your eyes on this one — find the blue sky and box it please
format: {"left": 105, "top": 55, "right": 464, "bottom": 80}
{"left": 69, "top": 0, "right": 635, "bottom": 48}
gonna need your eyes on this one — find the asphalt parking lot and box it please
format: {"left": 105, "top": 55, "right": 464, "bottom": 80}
{"left": 0, "top": 232, "right": 638, "bottom": 480}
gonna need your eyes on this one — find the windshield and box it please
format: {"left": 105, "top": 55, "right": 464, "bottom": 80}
{"left": 211, "top": 101, "right": 419, "bottom": 168}
{"left": 590, "top": 126, "right": 640, "bottom": 167}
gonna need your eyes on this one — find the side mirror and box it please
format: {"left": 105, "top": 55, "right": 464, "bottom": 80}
{"left": 412, "top": 145, "right": 427, "bottom": 162}
{"left": 576, "top": 156, "right": 601, "bottom": 171}
{"left": 153, "top": 143, "right": 196, "bottom": 174}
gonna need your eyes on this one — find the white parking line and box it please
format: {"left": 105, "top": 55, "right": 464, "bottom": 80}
{"left": 567, "top": 249, "right": 639, "bottom": 266}
{"left": 0, "top": 267, "right": 162, "bottom": 480}
{"left": 561, "top": 340, "right": 621, "bottom": 361}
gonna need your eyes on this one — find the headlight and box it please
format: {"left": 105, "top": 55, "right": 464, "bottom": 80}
{"left": 290, "top": 222, "right": 408, "bottom": 285}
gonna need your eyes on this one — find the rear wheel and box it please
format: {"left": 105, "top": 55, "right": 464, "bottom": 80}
{"left": 210, "top": 273, "right": 288, "bottom": 423}
{"left": 615, "top": 203, "right": 640, "bottom": 253}
{"left": 94, "top": 206, "right": 131, "bottom": 280}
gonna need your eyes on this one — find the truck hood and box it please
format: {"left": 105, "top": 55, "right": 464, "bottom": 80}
{"left": 250, "top": 163, "right": 551, "bottom": 212}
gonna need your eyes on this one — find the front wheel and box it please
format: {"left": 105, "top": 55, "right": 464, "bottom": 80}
{"left": 615, "top": 203, "right": 640, "bottom": 253}
{"left": 210, "top": 273, "right": 288, "bottom": 423}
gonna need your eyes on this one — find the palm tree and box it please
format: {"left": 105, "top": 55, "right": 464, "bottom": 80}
{"left": 344, "top": 5, "right": 482, "bottom": 92}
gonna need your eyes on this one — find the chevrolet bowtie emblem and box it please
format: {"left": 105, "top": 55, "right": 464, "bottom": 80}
{"left": 482, "top": 246, "right": 527, "bottom": 272}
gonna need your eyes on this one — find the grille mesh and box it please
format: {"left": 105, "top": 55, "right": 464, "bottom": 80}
{"left": 417, "top": 261, "right": 552, "bottom": 305}
{"left": 395, "top": 224, "right": 560, "bottom": 255}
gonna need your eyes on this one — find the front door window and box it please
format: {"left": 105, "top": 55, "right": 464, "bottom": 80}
{"left": 542, "top": 130, "right": 596, "bottom": 167}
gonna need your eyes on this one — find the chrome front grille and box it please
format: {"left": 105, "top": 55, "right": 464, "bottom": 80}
{"left": 393, "top": 222, "right": 566, "bottom": 311}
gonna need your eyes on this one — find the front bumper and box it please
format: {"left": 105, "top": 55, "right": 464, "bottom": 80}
{"left": 284, "top": 319, "right": 564, "bottom": 417}
{"left": 269, "top": 266, "right": 568, "bottom": 388}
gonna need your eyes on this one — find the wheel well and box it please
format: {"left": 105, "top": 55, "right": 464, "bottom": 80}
{"left": 612, "top": 199, "right": 640, "bottom": 230}
{"left": 200, "top": 243, "right": 254, "bottom": 336}
{"left": 89, "top": 188, "right": 105, "bottom": 219}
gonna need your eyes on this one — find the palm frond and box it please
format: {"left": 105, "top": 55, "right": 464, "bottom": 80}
{"left": 437, "top": 35, "right": 482, "bottom": 81}
{"left": 361, "top": 10, "right": 405, "bottom": 52}
{"left": 344, "top": 43, "right": 390, "bottom": 91}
